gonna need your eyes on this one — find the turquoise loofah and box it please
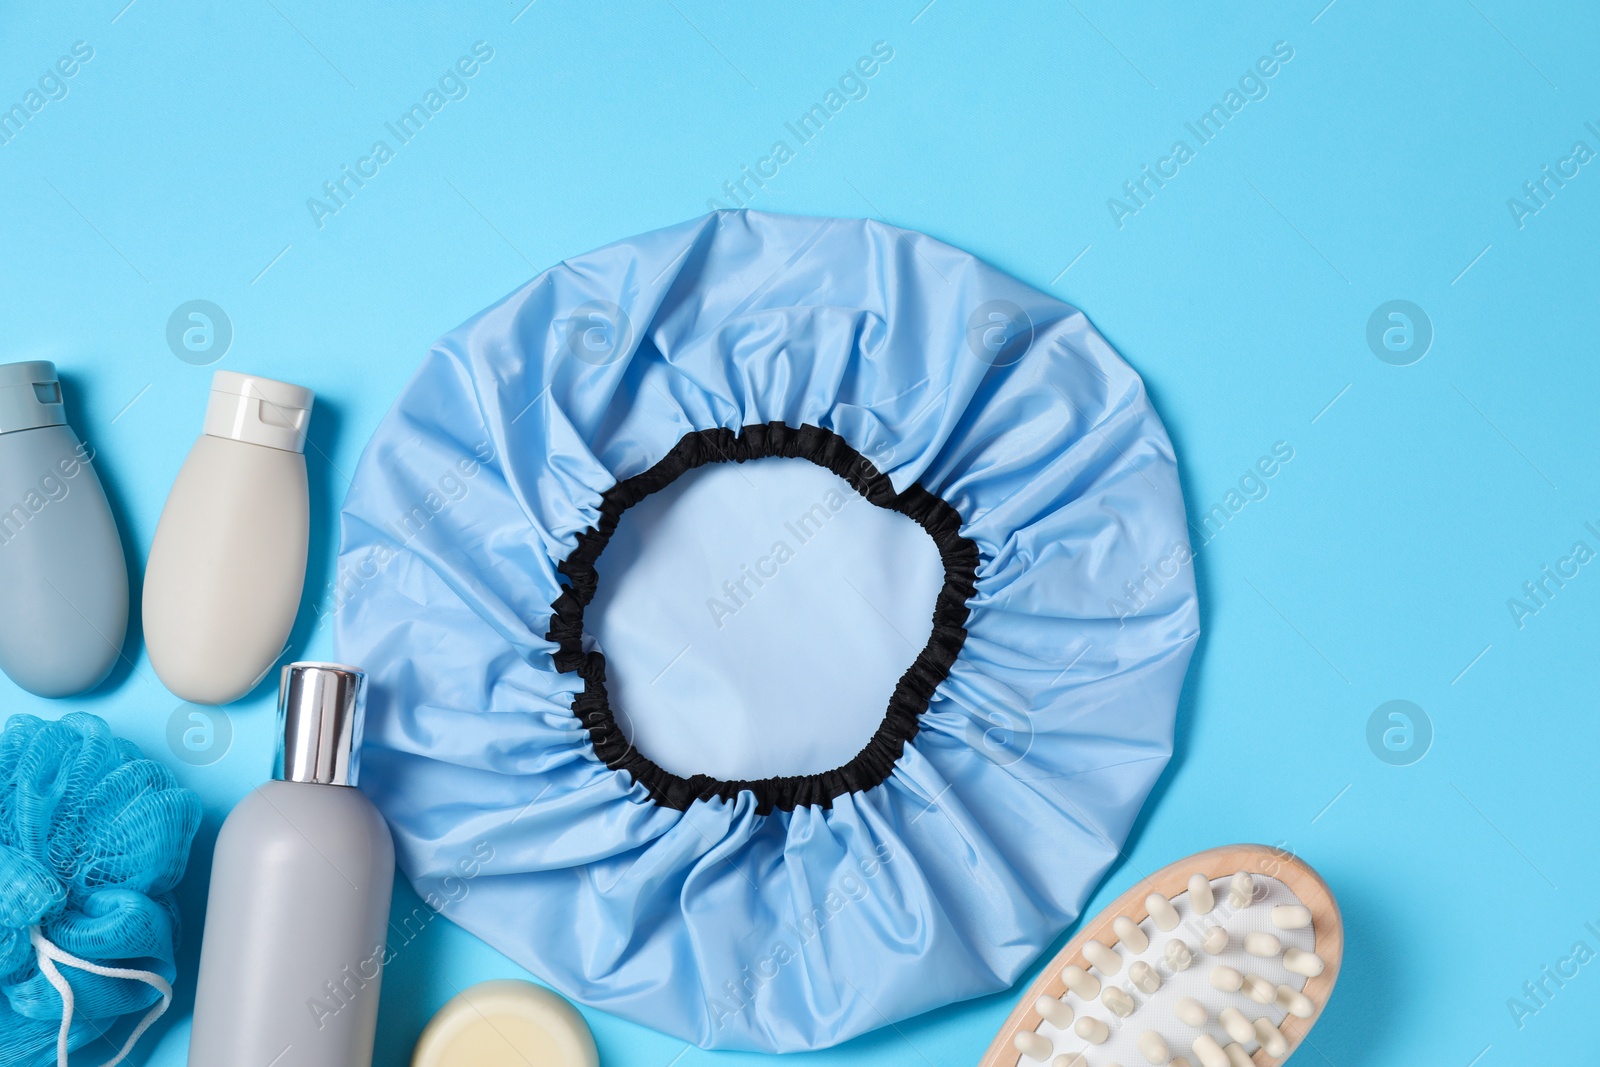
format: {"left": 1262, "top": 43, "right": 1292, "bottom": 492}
{"left": 0, "top": 713, "right": 200, "bottom": 1067}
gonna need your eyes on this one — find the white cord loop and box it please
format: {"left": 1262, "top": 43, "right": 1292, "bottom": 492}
{"left": 28, "top": 925, "right": 172, "bottom": 1067}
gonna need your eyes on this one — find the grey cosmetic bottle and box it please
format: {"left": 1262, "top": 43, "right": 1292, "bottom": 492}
{"left": 0, "top": 360, "right": 127, "bottom": 696}
{"left": 188, "top": 663, "right": 395, "bottom": 1067}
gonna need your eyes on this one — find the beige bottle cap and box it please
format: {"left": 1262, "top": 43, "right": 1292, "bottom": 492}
{"left": 203, "top": 370, "right": 314, "bottom": 453}
{"left": 411, "top": 980, "right": 598, "bottom": 1067}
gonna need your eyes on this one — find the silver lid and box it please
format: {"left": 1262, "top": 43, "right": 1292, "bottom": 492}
{"left": 275, "top": 662, "right": 367, "bottom": 786}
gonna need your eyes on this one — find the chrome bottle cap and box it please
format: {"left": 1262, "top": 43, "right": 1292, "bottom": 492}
{"left": 275, "top": 662, "right": 367, "bottom": 787}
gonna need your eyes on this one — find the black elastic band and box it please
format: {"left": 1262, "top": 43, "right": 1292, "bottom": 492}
{"left": 547, "top": 422, "right": 978, "bottom": 813}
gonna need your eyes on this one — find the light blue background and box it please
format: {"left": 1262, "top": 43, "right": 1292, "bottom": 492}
{"left": 2, "top": 1, "right": 1597, "bottom": 1064}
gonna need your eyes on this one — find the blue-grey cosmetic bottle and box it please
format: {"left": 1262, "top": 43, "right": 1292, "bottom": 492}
{"left": 0, "top": 361, "right": 128, "bottom": 696}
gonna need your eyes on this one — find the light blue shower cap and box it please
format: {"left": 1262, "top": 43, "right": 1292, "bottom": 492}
{"left": 334, "top": 210, "right": 1198, "bottom": 1052}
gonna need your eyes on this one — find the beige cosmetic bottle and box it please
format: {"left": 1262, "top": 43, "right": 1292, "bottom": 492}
{"left": 144, "top": 370, "right": 312, "bottom": 704}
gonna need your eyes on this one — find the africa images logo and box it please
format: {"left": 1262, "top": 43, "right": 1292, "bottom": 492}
{"left": 306, "top": 42, "right": 495, "bottom": 229}
{"left": 1107, "top": 41, "right": 1295, "bottom": 229}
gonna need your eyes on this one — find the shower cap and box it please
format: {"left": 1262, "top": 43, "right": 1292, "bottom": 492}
{"left": 0, "top": 713, "right": 201, "bottom": 1067}
{"left": 335, "top": 210, "right": 1198, "bottom": 1052}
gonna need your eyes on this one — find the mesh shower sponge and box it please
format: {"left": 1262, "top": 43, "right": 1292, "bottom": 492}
{"left": 0, "top": 713, "right": 201, "bottom": 1066}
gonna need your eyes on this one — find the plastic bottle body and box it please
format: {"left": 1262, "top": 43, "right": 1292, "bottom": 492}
{"left": 0, "top": 424, "right": 127, "bottom": 696}
{"left": 188, "top": 779, "right": 394, "bottom": 1067}
{"left": 144, "top": 434, "right": 309, "bottom": 704}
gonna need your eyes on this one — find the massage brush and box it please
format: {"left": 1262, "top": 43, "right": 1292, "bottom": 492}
{"left": 980, "top": 845, "right": 1342, "bottom": 1067}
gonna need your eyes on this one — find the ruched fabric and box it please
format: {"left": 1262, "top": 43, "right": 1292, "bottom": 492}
{"left": 335, "top": 210, "right": 1199, "bottom": 1052}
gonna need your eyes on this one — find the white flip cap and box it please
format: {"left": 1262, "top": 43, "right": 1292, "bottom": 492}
{"left": 203, "top": 370, "right": 314, "bottom": 452}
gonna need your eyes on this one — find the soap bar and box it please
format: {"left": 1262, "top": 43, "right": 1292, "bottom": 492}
{"left": 412, "top": 980, "right": 598, "bottom": 1067}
